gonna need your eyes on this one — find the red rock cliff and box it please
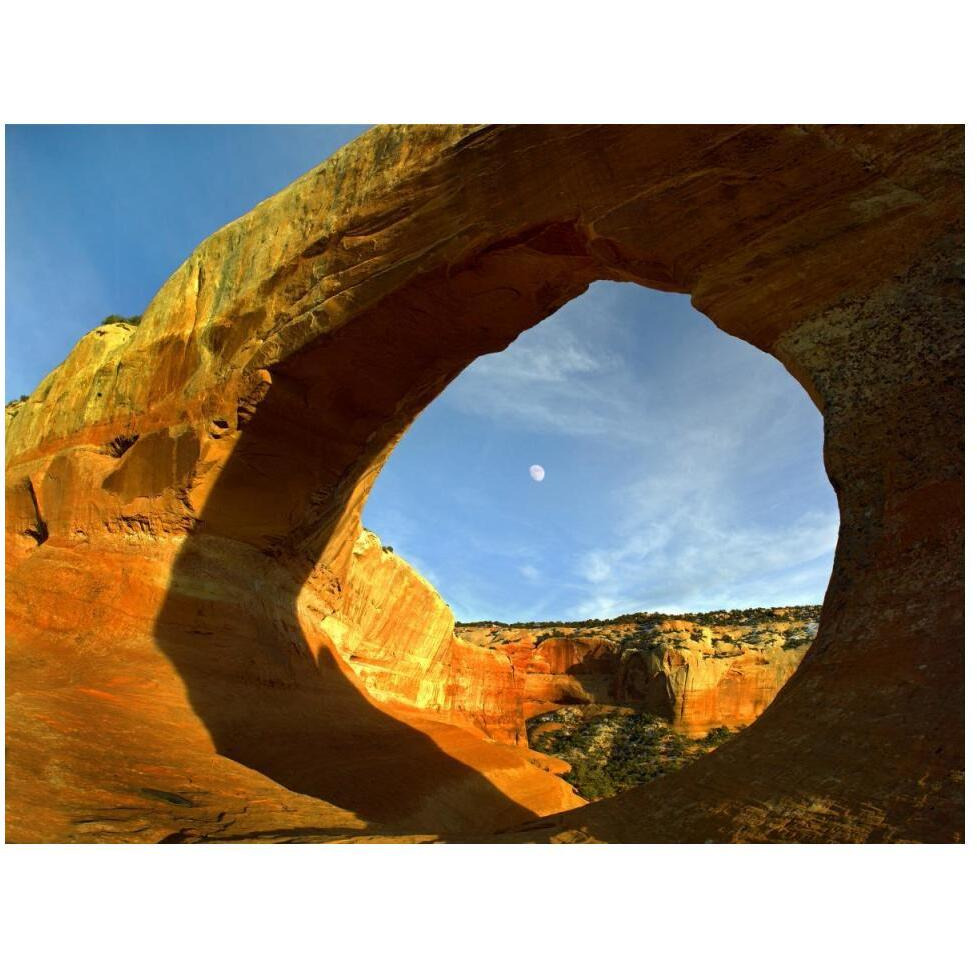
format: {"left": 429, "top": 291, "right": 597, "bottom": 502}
{"left": 461, "top": 615, "right": 815, "bottom": 736}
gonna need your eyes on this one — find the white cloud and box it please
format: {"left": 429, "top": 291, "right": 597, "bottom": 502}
{"left": 440, "top": 285, "right": 661, "bottom": 444}
{"left": 366, "top": 282, "right": 838, "bottom": 621}
{"left": 579, "top": 552, "right": 612, "bottom": 584}
{"left": 559, "top": 366, "right": 838, "bottom": 618}
{"left": 467, "top": 335, "right": 612, "bottom": 384}
{"left": 570, "top": 482, "right": 839, "bottom": 618}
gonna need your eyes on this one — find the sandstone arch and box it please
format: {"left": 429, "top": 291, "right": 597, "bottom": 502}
{"left": 5, "top": 124, "right": 963, "bottom": 842}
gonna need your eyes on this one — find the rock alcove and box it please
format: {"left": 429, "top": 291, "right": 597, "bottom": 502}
{"left": 5, "top": 125, "right": 963, "bottom": 842}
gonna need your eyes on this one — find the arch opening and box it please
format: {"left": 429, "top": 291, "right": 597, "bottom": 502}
{"left": 363, "top": 282, "right": 837, "bottom": 624}
{"left": 357, "top": 280, "right": 838, "bottom": 801}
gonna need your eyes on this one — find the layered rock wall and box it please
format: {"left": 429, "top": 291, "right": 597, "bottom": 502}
{"left": 316, "top": 531, "right": 525, "bottom": 742}
{"left": 460, "top": 617, "right": 814, "bottom": 736}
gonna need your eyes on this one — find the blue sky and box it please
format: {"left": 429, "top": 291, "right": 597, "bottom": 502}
{"left": 5, "top": 125, "right": 838, "bottom": 622}
{"left": 5, "top": 125, "right": 368, "bottom": 397}
{"left": 364, "top": 283, "right": 838, "bottom": 621}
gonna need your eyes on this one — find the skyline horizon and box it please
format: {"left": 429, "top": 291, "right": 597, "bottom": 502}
{"left": 450, "top": 600, "right": 824, "bottom": 626}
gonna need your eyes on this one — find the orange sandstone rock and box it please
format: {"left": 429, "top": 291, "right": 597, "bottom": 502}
{"left": 319, "top": 530, "right": 526, "bottom": 743}
{"left": 461, "top": 618, "right": 813, "bottom": 737}
{"left": 5, "top": 124, "right": 963, "bottom": 842}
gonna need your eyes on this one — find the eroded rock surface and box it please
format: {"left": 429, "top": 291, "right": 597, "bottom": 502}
{"left": 6, "top": 124, "right": 963, "bottom": 842}
{"left": 459, "top": 609, "right": 818, "bottom": 736}
{"left": 320, "top": 530, "right": 527, "bottom": 743}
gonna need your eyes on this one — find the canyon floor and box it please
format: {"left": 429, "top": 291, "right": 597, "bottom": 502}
{"left": 5, "top": 524, "right": 816, "bottom": 843}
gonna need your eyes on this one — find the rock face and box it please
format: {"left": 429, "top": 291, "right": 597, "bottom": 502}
{"left": 460, "top": 614, "right": 816, "bottom": 737}
{"left": 512, "top": 635, "right": 623, "bottom": 718}
{"left": 4, "top": 527, "right": 583, "bottom": 843}
{"left": 322, "top": 530, "right": 526, "bottom": 743}
{"left": 5, "top": 124, "right": 963, "bottom": 842}
{"left": 613, "top": 619, "right": 812, "bottom": 736}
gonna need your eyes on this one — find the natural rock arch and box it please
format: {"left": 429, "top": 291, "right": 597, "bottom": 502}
{"left": 5, "top": 125, "right": 963, "bottom": 842}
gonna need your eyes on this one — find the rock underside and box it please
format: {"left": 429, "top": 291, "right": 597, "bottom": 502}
{"left": 5, "top": 124, "right": 963, "bottom": 843}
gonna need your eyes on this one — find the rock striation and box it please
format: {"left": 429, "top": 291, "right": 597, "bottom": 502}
{"left": 459, "top": 611, "right": 817, "bottom": 737}
{"left": 5, "top": 124, "right": 963, "bottom": 843}
{"left": 320, "top": 530, "right": 527, "bottom": 743}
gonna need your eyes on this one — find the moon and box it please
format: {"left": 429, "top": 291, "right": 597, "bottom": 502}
{"left": 529, "top": 464, "right": 545, "bottom": 482}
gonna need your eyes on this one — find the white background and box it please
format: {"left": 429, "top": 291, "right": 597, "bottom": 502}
{"left": 1, "top": 2, "right": 973, "bottom": 975}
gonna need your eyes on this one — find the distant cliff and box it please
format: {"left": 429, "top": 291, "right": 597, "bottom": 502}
{"left": 317, "top": 533, "right": 818, "bottom": 742}
{"left": 458, "top": 607, "right": 819, "bottom": 737}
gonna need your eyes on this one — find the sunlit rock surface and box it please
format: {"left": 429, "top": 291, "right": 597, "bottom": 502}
{"left": 5, "top": 124, "right": 963, "bottom": 842}
{"left": 320, "top": 530, "right": 526, "bottom": 743}
{"left": 458, "top": 611, "right": 817, "bottom": 736}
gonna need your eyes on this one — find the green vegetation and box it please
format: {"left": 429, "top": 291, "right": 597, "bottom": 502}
{"left": 458, "top": 604, "right": 822, "bottom": 630}
{"left": 101, "top": 313, "right": 142, "bottom": 326}
{"left": 783, "top": 627, "right": 812, "bottom": 650}
{"left": 5, "top": 394, "right": 28, "bottom": 409}
{"left": 533, "top": 631, "right": 561, "bottom": 645}
{"left": 527, "top": 707, "right": 734, "bottom": 802}
{"left": 565, "top": 759, "right": 617, "bottom": 800}
{"left": 702, "top": 725, "right": 733, "bottom": 746}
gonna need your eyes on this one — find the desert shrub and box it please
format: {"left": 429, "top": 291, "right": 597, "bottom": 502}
{"left": 530, "top": 708, "right": 709, "bottom": 801}
{"left": 460, "top": 604, "right": 821, "bottom": 632}
{"left": 703, "top": 725, "right": 733, "bottom": 745}
{"left": 100, "top": 313, "right": 142, "bottom": 326}
{"left": 783, "top": 629, "right": 811, "bottom": 650}
{"left": 565, "top": 759, "right": 617, "bottom": 800}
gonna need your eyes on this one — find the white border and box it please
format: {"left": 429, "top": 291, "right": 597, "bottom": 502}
{"left": 2, "top": 1, "right": 973, "bottom": 973}
{"left": 0, "top": 1, "right": 972, "bottom": 123}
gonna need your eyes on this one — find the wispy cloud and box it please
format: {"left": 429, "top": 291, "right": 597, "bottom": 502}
{"left": 571, "top": 510, "right": 838, "bottom": 618}
{"left": 365, "top": 282, "right": 838, "bottom": 621}
{"left": 440, "top": 286, "right": 660, "bottom": 444}
{"left": 569, "top": 458, "right": 838, "bottom": 617}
